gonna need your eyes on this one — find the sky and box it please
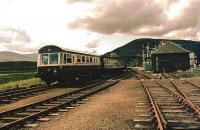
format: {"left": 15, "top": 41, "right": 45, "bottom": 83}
{"left": 0, "top": 0, "right": 199, "bottom": 54}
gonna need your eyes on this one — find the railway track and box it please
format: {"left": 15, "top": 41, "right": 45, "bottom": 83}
{"left": 160, "top": 73, "right": 200, "bottom": 107}
{"left": 161, "top": 73, "right": 180, "bottom": 79}
{"left": 133, "top": 80, "right": 200, "bottom": 130}
{"left": 131, "top": 70, "right": 156, "bottom": 80}
{"left": 168, "top": 80, "right": 200, "bottom": 108}
{"left": 0, "top": 85, "right": 54, "bottom": 104}
{"left": 0, "top": 70, "right": 132, "bottom": 105}
{"left": 159, "top": 72, "right": 200, "bottom": 109}
{"left": 111, "top": 70, "right": 134, "bottom": 80}
{"left": 0, "top": 72, "right": 131, "bottom": 130}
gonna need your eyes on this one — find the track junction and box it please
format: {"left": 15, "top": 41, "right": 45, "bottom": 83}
{"left": 133, "top": 71, "right": 200, "bottom": 130}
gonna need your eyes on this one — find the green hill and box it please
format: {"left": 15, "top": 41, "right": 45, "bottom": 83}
{"left": 0, "top": 51, "right": 37, "bottom": 62}
{"left": 104, "top": 38, "right": 200, "bottom": 66}
{"left": 0, "top": 61, "right": 37, "bottom": 73}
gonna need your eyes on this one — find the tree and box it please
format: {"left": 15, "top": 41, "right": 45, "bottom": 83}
{"left": 110, "top": 52, "right": 119, "bottom": 58}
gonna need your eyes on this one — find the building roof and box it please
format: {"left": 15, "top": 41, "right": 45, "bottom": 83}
{"left": 152, "top": 41, "right": 190, "bottom": 54}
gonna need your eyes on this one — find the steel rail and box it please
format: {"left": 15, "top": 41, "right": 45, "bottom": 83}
{"left": 169, "top": 80, "right": 200, "bottom": 114}
{"left": 0, "top": 85, "right": 46, "bottom": 96}
{"left": 161, "top": 73, "right": 169, "bottom": 79}
{"left": 0, "top": 86, "right": 46, "bottom": 103}
{"left": 139, "top": 71, "right": 157, "bottom": 79}
{"left": 161, "top": 73, "right": 200, "bottom": 113}
{"left": 161, "top": 73, "right": 179, "bottom": 79}
{"left": 184, "top": 79, "right": 200, "bottom": 89}
{"left": 0, "top": 84, "right": 56, "bottom": 104}
{"left": 130, "top": 72, "right": 140, "bottom": 80}
{"left": 157, "top": 81, "right": 200, "bottom": 116}
{"left": 141, "top": 80, "right": 166, "bottom": 130}
{"left": 0, "top": 80, "right": 119, "bottom": 130}
{"left": 112, "top": 71, "right": 133, "bottom": 80}
{"left": 169, "top": 73, "right": 180, "bottom": 79}
{"left": 131, "top": 70, "right": 154, "bottom": 80}
{"left": 0, "top": 80, "right": 106, "bottom": 116}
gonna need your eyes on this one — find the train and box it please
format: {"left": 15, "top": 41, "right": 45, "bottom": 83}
{"left": 36, "top": 45, "right": 125, "bottom": 85}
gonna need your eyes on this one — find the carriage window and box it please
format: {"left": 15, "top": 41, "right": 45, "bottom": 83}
{"left": 90, "top": 57, "right": 93, "bottom": 63}
{"left": 92, "top": 58, "right": 94, "bottom": 63}
{"left": 104, "top": 59, "right": 107, "bottom": 64}
{"left": 64, "top": 54, "right": 67, "bottom": 63}
{"left": 72, "top": 55, "right": 75, "bottom": 63}
{"left": 60, "top": 53, "right": 63, "bottom": 64}
{"left": 77, "top": 55, "right": 81, "bottom": 63}
{"left": 49, "top": 53, "right": 58, "bottom": 64}
{"left": 86, "top": 56, "right": 89, "bottom": 63}
{"left": 82, "top": 56, "right": 85, "bottom": 63}
{"left": 67, "top": 53, "right": 72, "bottom": 63}
{"left": 97, "top": 58, "right": 99, "bottom": 63}
{"left": 94, "top": 58, "right": 97, "bottom": 63}
{"left": 40, "top": 54, "right": 48, "bottom": 65}
{"left": 64, "top": 53, "right": 72, "bottom": 63}
{"left": 97, "top": 58, "right": 99, "bottom": 64}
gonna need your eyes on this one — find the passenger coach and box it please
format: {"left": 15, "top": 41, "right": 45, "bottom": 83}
{"left": 37, "top": 45, "right": 124, "bottom": 85}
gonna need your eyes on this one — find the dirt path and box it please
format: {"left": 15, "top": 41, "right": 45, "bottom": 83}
{"left": 29, "top": 80, "right": 140, "bottom": 130}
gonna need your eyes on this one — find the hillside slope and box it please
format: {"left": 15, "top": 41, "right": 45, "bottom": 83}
{"left": 0, "top": 51, "right": 37, "bottom": 62}
{"left": 104, "top": 38, "right": 200, "bottom": 65}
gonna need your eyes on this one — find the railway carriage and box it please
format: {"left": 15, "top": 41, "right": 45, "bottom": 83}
{"left": 37, "top": 45, "right": 124, "bottom": 85}
{"left": 102, "top": 57, "right": 124, "bottom": 73}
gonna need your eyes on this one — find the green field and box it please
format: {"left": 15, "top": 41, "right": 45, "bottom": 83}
{"left": 0, "top": 61, "right": 37, "bottom": 84}
{"left": 0, "top": 61, "right": 36, "bottom": 73}
{"left": 0, "top": 61, "right": 42, "bottom": 91}
{"left": 0, "top": 72, "right": 37, "bottom": 84}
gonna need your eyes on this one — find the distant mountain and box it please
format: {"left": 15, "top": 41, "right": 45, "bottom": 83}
{"left": 0, "top": 51, "right": 37, "bottom": 62}
{"left": 104, "top": 38, "right": 200, "bottom": 65}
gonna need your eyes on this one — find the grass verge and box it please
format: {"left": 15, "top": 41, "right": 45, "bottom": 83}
{"left": 176, "top": 67, "right": 200, "bottom": 78}
{"left": 0, "top": 78, "right": 43, "bottom": 91}
{"left": 0, "top": 72, "right": 36, "bottom": 84}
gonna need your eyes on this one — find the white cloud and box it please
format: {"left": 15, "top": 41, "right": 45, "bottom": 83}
{"left": 0, "top": 0, "right": 199, "bottom": 54}
{"left": 85, "top": 39, "right": 100, "bottom": 49}
{"left": 69, "top": 0, "right": 200, "bottom": 40}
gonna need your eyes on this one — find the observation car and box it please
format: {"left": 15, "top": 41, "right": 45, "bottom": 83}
{"left": 36, "top": 45, "right": 124, "bottom": 85}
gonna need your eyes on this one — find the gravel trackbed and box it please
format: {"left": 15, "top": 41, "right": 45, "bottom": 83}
{"left": 29, "top": 80, "right": 140, "bottom": 130}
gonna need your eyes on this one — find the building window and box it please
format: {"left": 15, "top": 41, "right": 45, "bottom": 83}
{"left": 49, "top": 53, "right": 58, "bottom": 64}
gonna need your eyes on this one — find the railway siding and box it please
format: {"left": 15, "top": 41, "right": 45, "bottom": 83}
{"left": 0, "top": 85, "right": 54, "bottom": 104}
{"left": 0, "top": 79, "right": 121, "bottom": 129}
{"left": 133, "top": 80, "right": 200, "bottom": 130}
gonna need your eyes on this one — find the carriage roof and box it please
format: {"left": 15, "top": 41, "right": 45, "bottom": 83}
{"left": 38, "top": 45, "right": 100, "bottom": 57}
